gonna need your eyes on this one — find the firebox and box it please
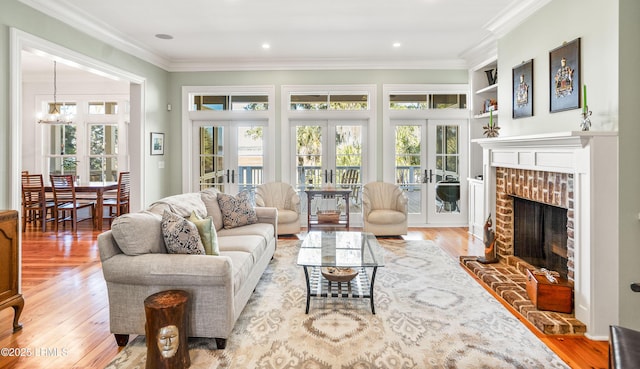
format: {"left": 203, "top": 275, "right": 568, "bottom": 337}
{"left": 512, "top": 196, "right": 568, "bottom": 280}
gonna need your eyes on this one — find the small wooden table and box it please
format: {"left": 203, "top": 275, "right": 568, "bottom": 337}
{"left": 305, "top": 189, "right": 351, "bottom": 230}
{"left": 144, "top": 290, "right": 190, "bottom": 369}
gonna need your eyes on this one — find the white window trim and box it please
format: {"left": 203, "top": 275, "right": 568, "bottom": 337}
{"left": 382, "top": 84, "right": 470, "bottom": 183}
{"left": 281, "top": 84, "right": 377, "bottom": 185}
{"left": 181, "top": 85, "right": 276, "bottom": 192}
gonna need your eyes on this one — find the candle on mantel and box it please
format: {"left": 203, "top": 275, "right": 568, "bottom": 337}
{"left": 489, "top": 109, "right": 493, "bottom": 127}
{"left": 583, "top": 84, "right": 587, "bottom": 114}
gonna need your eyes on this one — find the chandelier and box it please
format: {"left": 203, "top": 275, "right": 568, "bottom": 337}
{"left": 38, "top": 60, "right": 73, "bottom": 124}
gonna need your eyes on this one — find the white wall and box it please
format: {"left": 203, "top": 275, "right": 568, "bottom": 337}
{"left": 497, "top": 0, "right": 618, "bottom": 136}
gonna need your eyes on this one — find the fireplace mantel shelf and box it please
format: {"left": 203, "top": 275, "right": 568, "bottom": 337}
{"left": 473, "top": 131, "right": 617, "bottom": 149}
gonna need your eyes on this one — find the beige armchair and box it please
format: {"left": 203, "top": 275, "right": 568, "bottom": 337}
{"left": 255, "top": 182, "right": 301, "bottom": 235}
{"left": 362, "top": 182, "right": 408, "bottom": 236}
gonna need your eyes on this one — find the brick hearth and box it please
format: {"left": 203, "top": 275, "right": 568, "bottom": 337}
{"left": 460, "top": 256, "right": 586, "bottom": 335}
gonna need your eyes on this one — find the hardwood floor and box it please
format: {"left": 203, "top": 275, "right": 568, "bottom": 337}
{"left": 0, "top": 223, "right": 608, "bottom": 368}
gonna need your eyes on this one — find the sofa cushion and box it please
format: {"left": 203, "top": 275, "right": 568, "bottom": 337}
{"left": 216, "top": 191, "right": 258, "bottom": 229}
{"left": 218, "top": 235, "right": 267, "bottom": 264}
{"left": 111, "top": 211, "right": 167, "bottom": 255}
{"left": 220, "top": 251, "right": 254, "bottom": 295}
{"left": 188, "top": 211, "right": 220, "bottom": 256}
{"left": 200, "top": 188, "right": 224, "bottom": 231}
{"left": 217, "top": 223, "right": 274, "bottom": 244}
{"left": 161, "top": 210, "right": 206, "bottom": 254}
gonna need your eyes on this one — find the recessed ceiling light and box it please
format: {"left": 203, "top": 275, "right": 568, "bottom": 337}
{"left": 262, "top": 43, "right": 271, "bottom": 49}
{"left": 155, "top": 34, "right": 174, "bottom": 40}
{"left": 393, "top": 42, "right": 402, "bottom": 48}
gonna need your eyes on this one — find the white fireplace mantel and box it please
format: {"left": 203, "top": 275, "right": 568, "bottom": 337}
{"left": 474, "top": 131, "right": 619, "bottom": 340}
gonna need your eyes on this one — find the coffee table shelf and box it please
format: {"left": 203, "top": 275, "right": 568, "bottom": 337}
{"left": 303, "top": 266, "right": 376, "bottom": 309}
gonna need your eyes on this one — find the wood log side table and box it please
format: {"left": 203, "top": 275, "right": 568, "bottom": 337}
{"left": 144, "top": 290, "right": 191, "bottom": 369}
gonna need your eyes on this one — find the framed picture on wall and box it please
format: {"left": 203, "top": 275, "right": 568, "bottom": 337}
{"left": 512, "top": 59, "right": 533, "bottom": 118}
{"left": 549, "top": 38, "right": 581, "bottom": 113}
{"left": 150, "top": 132, "right": 164, "bottom": 155}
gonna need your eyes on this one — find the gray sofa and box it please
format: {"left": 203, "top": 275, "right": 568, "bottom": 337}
{"left": 97, "top": 188, "right": 277, "bottom": 349}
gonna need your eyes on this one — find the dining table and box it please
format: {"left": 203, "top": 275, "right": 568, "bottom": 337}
{"left": 45, "top": 182, "right": 118, "bottom": 231}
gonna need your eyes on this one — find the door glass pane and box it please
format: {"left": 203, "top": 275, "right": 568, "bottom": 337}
{"left": 237, "top": 126, "right": 264, "bottom": 193}
{"left": 335, "top": 125, "right": 362, "bottom": 209}
{"left": 295, "top": 125, "right": 323, "bottom": 215}
{"left": 434, "top": 124, "right": 461, "bottom": 214}
{"left": 395, "top": 125, "right": 422, "bottom": 215}
{"left": 199, "top": 126, "right": 225, "bottom": 191}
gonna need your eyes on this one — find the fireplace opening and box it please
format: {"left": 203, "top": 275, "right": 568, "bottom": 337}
{"left": 513, "top": 196, "right": 569, "bottom": 280}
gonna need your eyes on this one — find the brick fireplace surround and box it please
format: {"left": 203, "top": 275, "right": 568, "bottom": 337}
{"left": 494, "top": 167, "right": 574, "bottom": 280}
{"left": 470, "top": 132, "right": 619, "bottom": 340}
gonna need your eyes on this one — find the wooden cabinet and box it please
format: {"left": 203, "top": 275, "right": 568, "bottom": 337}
{"left": 0, "top": 210, "right": 24, "bottom": 332}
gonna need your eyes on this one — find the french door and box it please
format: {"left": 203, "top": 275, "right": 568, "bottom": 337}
{"left": 193, "top": 120, "right": 265, "bottom": 194}
{"left": 291, "top": 120, "right": 365, "bottom": 221}
{"left": 392, "top": 119, "right": 467, "bottom": 225}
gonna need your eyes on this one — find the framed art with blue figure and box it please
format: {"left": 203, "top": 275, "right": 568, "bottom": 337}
{"left": 512, "top": 59, "right": 533, "bottom": 118}
{"left": 549, "top": 38, "right": 581, "bottom": 113}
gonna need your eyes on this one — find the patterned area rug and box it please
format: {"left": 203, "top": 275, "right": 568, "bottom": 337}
{"left": 105, "top": 238, "right": 569, "bottom": 368}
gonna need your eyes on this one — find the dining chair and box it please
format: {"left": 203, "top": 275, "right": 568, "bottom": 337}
{"left": 104, "top": 171, "right": 131, "bottom": 225}
{"left": 21, "top": 174, "right": 56, "bottom": 232}
{"left": 49, "top": 174, "right": 96, "bottom": 232}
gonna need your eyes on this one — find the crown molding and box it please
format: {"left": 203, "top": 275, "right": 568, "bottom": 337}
{"left": 164, "top": 58, "right": 469, "bottom": 72}
{"left": 484, "top": 0, "right": 553, "bottom": 38}
{"left": 19, "top": 0, "right": 171, "bottom": 70}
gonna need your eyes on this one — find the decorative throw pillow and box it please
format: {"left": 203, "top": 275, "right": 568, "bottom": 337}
{"left": 216, "top": 191, "right": 258, "bottom": 229}
{"left": 160, "top": 210, "right": 205, "bottom": 254}
{"left": 188, "top": 211, "right": 220, "bottom": 256}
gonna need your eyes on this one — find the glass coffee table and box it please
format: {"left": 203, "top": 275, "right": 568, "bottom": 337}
{"left": 297, "top": 231, "right": 385, "bottom": 314}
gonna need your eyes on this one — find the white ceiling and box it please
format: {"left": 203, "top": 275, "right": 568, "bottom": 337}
{"left": 18, "top": 0, "right": 549, "bottom": 72}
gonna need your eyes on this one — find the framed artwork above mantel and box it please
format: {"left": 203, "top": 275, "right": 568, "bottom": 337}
{"left": 512, "top": 59, "right": 533, "bottom": 119}
{"left": 549, "top": 38, "right": 581, "bottom": 113}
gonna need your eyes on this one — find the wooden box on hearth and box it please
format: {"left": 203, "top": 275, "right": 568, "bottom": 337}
{"left": 525, "top": 268, "right": 573, "bottom": 314}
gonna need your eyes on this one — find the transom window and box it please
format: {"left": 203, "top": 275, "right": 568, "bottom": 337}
{"left": 389, "top": 93, "right": 467, "bottom": 110}
{"left": 192, "top": 95, "right": 269, "bottom": 111}
{"left": 290, "top": 93, "right": 369, "bottom": 111}
{"left": 88, "top": 101, "right": 118, "bottom": 114}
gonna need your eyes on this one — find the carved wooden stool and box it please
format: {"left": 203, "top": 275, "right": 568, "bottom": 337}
{"left": 144, "top": 290, "right": 190, "bottom": 369}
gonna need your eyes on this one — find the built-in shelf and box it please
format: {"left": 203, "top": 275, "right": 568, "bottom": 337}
{"left": 473, "top": 110, "right": 498, "bottom": 119}
{"left": 476, "top": 83, "right": 498, "bottom": 94}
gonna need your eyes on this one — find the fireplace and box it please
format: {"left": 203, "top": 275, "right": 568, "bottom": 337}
{"left": 493, "top": 168, "right": 574, "bottom": 280}
{"left": 513, "top": 196, "right": 568, "bottom": 280}
{"left": 474, "top": 131, "right": 619, "bottom": 340}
